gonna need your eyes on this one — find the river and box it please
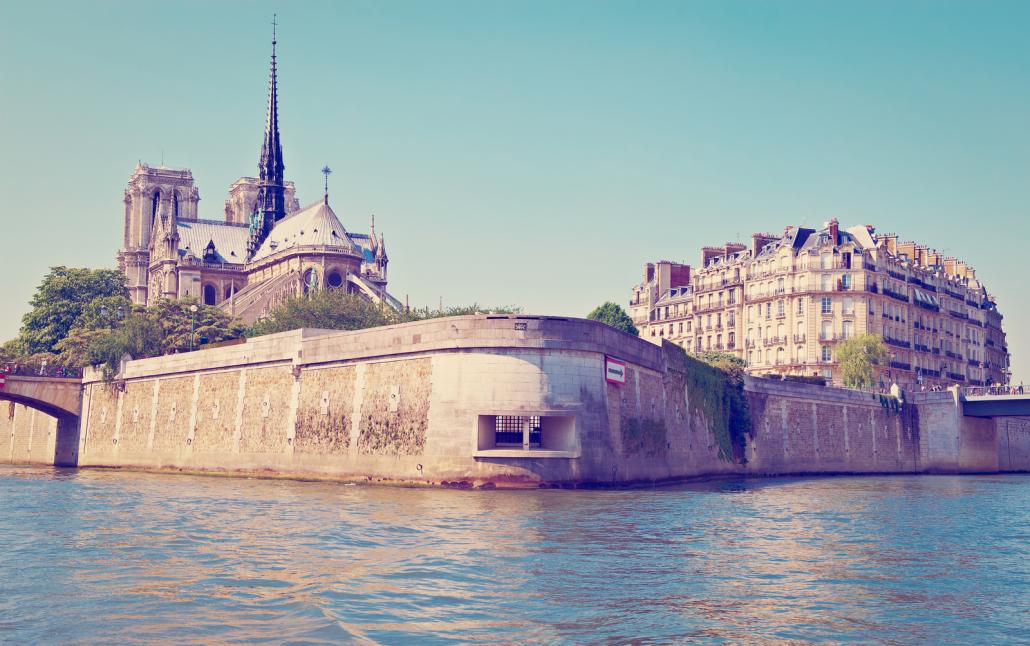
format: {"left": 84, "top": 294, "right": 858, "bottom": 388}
{"left": 0, "top": 466, "right": 1026, "bottom": 644}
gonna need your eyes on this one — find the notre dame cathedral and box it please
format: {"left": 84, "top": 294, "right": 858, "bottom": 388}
{"left": 116, "top": 29, "right": 397, "bottom": 324}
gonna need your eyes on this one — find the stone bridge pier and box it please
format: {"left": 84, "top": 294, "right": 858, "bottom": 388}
{"left": 0, "top": 375, "right": 82, "bottom": 466}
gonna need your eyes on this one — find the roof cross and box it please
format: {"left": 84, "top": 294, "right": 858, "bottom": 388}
{"left": 322, "top": 165, "right": 332, "bottom": 204}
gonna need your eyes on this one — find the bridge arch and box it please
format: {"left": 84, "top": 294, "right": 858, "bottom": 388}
{"left": 0, "top": 374, "right": 83, "bottom": 466}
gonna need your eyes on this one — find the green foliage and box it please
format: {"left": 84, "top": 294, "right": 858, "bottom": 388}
{"left": 16, "top": 267, "right": 127, "bottom": 355}
{"left": 878, "top": 393, "right": 902, "bottom": 415}
{"left": 586, "top": 301, "right": 638, "bottom": 335}
{"left": 623, "top": 417, "right": 668, "bottom": 456}
{"left": 406, "top": 304, "right": 523, "bottom": 320}
{"left": 669, "top": 346, "right": 752, "bottom": 463}
{"left": 52, "top": 298, "right": 244, "bottom": 378}
{"left": 836, "top": 333, "right": 891, "bottom": 389}
{"left": 248, "top": 290, "right": 405, "bottom": 336}
{"left": 783, "top": 374, "right": 828, "bottom": 386}
{"left": 142, "top": 299, "right": 245, "bottom": 353}
{"left": 691, "top": 351, "right": 746, "bottom": 372}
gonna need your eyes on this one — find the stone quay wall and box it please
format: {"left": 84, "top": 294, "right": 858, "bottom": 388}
{"left": 33, "top": 315, "right": 1030, "bottom": 486}
{"left": 1, "top": 402, "right": 59, "bottom": 466}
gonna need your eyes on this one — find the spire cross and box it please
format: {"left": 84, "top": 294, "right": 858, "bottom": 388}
{"left": 322, "top": 165, "right": 332, "bottom": 203}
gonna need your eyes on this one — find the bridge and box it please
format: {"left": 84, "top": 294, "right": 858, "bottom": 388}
{"left": 0, "top": 368, "right": 83, "bottom": 466}
{"left": 962, "top": 389, "right": 1030, "bottom": 418}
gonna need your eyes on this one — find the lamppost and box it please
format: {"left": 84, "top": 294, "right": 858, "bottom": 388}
{"left": 189, "top": 304, "right": 199, "bottom": 351}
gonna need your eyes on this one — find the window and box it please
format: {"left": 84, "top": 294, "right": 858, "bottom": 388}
{"left": 728, "top": 332, "right": 735, "bottom": 348}
{"left": 822, "top": 346, "right": 832, "bottom": 362}
{"left": 821, "top": 297, "right": 832, "bottom": 315}
{"left": 821, "top": 320, "right": 832, "bottom": 340}
{"left": 821, "top": 254, "right": 831, "bottom": 269}
{"left": 327, "top": 271, "right": 344, "bottom": 288}
{"left": 203, "top": 284, "right": 217, "bottom": 306}
{"left": 841, "top": 274, "right": 852, "bottom": 290}
{"left": 797, "top": 298, "right": 804, "bottom": 314}
{"left": 821, "top": 274, "right": 831, "bottom": 291}
{"left": 777, "top": 300, "right": 785, "bottom": 317}
{"left": 777, "top": 347, "right": 784, "bottom": 365}
{"left": 765, "top": 303, "right": 772, "bottom": 319}
{"left": 842, "top": 320, "right": 854, "bottom": 339}
{"left": 716, "top": 313, "right": 722, "bottom": 327}
{"left": 842, "top": 297, "right": 854, "bottom": 315}
{"left": 477, "top": 415, "right": 574, "bottom": 453}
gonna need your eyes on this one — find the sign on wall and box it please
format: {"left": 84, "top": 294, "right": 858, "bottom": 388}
{"left": 605, "top": 357, "right": 627, "bottom": 385}
{"left": 0, "top": 373, "right": 6, "bottom": 390}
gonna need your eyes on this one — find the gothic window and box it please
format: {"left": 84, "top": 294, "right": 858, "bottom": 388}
{"left": 303, "top": 268, "right": 319, "bottom": 294}
{"left": 151, "top": 190, "right": 161, "bottom": 224}
{"left": 173, "top": 192, "right": 179, "bottom": 218}
{"left": 203, "top": 284, "right": 217, "bottom": 306}
{"left": 327, "top": 271, "right": 344, "bottom": 289}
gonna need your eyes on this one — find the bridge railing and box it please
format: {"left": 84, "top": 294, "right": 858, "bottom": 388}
{"left": 962, "top": 385, "right": 1026, "bottom": 397}
{"left": 1, "top": 363, "right": 83, "bottom": 379}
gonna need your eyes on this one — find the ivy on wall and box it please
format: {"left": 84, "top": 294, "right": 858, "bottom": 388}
{"left": 664, "top": 343, "right": 753, "bottom": 463}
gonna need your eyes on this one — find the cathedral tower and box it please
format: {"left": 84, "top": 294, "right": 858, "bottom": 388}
{"left": 247, "top": 19, "right": 287, "bottom": 259}
{"left": 118, "top": 164, "right": 199, "bottom": 304}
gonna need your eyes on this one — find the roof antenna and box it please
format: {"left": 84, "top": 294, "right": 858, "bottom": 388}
{"left": 321, "top": 165, "right": 332, "bottom": 204}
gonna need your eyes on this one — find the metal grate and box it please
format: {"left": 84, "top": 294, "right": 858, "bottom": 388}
{"left": 494, "top": 415, "right": 542, "bottom": 447}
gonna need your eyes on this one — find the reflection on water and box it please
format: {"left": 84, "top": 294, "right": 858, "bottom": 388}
{"left": 0, "top": 467, "right": 1026, "bottom": 644}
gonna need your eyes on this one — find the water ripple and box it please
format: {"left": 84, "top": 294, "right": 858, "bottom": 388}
{"left": 0, "top": 466, "right": 1027, "bottom": 644}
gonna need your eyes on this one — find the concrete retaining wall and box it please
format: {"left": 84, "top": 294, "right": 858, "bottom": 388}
{"left": 11, "top": 315, "right": 1028, "bottom": 486}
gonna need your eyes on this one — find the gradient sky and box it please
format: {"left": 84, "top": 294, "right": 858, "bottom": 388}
{"left": 1, "top": 1, "right": 1027, "bottom": 380}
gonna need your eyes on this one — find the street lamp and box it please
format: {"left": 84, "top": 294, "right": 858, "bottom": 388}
{"left": 189, "top": 304, "right": 199, "bottom": 351}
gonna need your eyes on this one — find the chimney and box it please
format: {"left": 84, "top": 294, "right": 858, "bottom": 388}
{"left": 944, "top": 257, "right": 957, "bottom": 276}
{"left": 701, "top": 246, "right": 722, "bottom": 267}
{"left": 751, "top": 233, "right": 777, "bottom": 258}
{"left": 644, "top": 263, "right": 655, "bottom": 283}
{"left": 883, "top": 234, "right": 899, "bottom": 255}
{"left": 828, "top": 218, "right": 839, "bottom": 245}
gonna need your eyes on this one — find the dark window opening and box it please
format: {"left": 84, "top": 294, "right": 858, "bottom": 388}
{"left": 327, "top": 271, "right": 343, "bottom": 288}
{"left": 203, "top": 284, "right": 217, "bottom": 306}
{"left": 493, "top": 415, "right": 541, "bottom": 447}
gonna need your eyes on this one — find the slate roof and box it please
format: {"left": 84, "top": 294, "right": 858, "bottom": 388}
{"left": 251, "top": 200, "right": 360, "bottom": 261}
{"left": 177, "top": 220, "right": 250, "bottom": 263}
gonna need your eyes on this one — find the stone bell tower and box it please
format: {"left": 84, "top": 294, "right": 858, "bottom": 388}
{"left": 117, "top": 163, "right": 200, "bottom": 305}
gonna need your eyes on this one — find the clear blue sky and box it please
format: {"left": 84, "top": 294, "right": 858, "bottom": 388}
{"left": 1, "top": 1, "right": 1027, "bottom": 381}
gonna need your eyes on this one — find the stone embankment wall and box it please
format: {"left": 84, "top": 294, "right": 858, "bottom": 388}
{"left": 1, "top": 402, "right": 59, "bottom": 465}
{"left": 45, "top": 315, "right": 1030, "bottom": 486}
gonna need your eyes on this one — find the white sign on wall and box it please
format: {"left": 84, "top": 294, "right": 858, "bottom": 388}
{"left": 605, "top": 357, "right": 627, "bottom": 385}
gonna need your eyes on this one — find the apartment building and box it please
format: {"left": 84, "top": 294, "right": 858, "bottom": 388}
{"left": 629, "top": 220, "right": 1009, "bottom": 388}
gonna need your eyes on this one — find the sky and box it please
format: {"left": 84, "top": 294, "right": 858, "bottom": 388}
{"left": 1, "top": 1, "right": 1027, "bottom": 380}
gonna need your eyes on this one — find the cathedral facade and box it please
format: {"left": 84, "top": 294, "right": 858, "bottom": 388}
{"left": 116, "top": 32, "right": 396, "bottom": 324}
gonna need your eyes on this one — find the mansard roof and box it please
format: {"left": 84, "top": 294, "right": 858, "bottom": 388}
{"left": 177, "top": 220, "right": 249, "bottom": 263}
{"left": 251, "top": 200, "right": 359, "bottom": 262}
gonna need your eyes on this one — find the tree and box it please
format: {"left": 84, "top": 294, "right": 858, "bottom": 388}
{"left": 56, "top": 298, "right": 244, "bottom": 377}
{"left": 586, "top": 302, "right": 638, "bottom": 336}
{"left": 836, "top": 333, "right": 891, "bottom": 389}
{"left": 248, "top": 290, "right": 405, "bottom": 337}
{"left": 16, "top": 267, "right": 128, "bottom": 355}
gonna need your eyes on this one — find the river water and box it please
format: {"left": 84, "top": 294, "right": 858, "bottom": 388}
{"left": 0, "top": 467, "right": 1026, "bottom": 644}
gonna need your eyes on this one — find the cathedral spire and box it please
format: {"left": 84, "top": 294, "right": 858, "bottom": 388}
{"left": 248, "top": 15, "right": 287, "bottom": 260}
